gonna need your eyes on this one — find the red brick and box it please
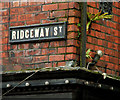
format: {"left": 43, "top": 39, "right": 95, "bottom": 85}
{"left": 17, "top": 57, "right": 33, "bottom": 64}
{"left": 50, "top": 41, "right": 65, "bottom": 47}
{"left": 20, "top": 0, "right": 28, "bottom": 6}
{"left": 3, "top": 45, "right": 10, "bottom": 51}
{"left": 25, "top": 14, "right": 33, "bottom": 20}
{"left": 10, "top": 15, "right": 18, "bottom": 22}
{"left": 67, "top": 32, "right": 78, "bottom": 39}
{"left": 2, "top": 37, "right": 8, "bottom": 44}
{"left": 58, "top": 18, "right": 67, "bottom": 22}
{"left": 67, "top": 47, "right": 76, "bottom": 53}
{"left": 25, "top": 6, "right": 41, "bottom": 13}
{"left": 105, "top": 49, "right": 114, "bottom": 56}
{"left": 58, "top": 62, "right": 66, "bottom": 66}
{"left": 102, "top": 40, "right": 108, "bottom": 47}
{"left": 88, "top": 7, "right": 94, "bottom": 14}
{"left": 113, "top": 15, "right": 118, "bottom": 22}
{"left": 54, "top": 10, "right": 68, "bottom": 18}
{"left": 13, "top": 1, "right": 19, "bottom": 7}
{"left": 48, "top": 48, "right": 57, "bottom": 55}
{"left": 10, "top": 21, "right": 25, "bottom": 26}
{"left": 108, "top": 42, "right": 118, "bottom": 50}
{"left": 104, "top": 55, "right": 109, "bottom": 62}
{"left": 114, "top": 51, "right": 119, "bottom": 58}
{"left": 68, "top": 17, "right": 79, "bottom": 24}
{"left": 98, "top": 39, "right": 103, "bottom": 46}
{"left": 87, "top": 36, "right": 92, "bottom": 43}
{"left": 93, "top": 8, "right": 98, "bottom": 14}
{"left": 65, "top": 54, "right": 76, "bottom": 60}
{"left": 18, "top": 14, "right": 26, "bottom": 21}
{"left": 69, "top": 9, "right": 80, "bottom": 17}
{"left": 4, "top": 2, "right": 10, "bottom": 8}
{"left": 49, "top": 55, "right": 64, "bottom": 61}
{"left": 28, "top": 0, "right": 37, "bottom": 5}
{"left": 106, "top": 35, "right": 115, "bottom": 42}
{"left": 44, "top": 63, "right": 52, "bottom": 67}
{"left": 2, "top": 52, "right": 8, "bottom": 58}
{"left": 110, "top": 57, "right": 118, "bottom": 64}
{"left": 2, "top": 16, "right": 9, "bottom": 23}
{"left": 92, "top": 23, "right": 101, "bottom": 31}
{"left": 26, "top": 20, "right": 40, "bottom": 25}
{"left": 3, "top": 58, "right": 9, "bottom": 65}
{"left": 1, "top": 9, "right": 9, "bottom": 16}
{"left": 34, "top": 49, "right": 41, "bottom": 56}
{"left": 68, "top": 24, "right": 78, "bottom": 32}
{"left": 10, "top": 8, "right": 25, "bottom": 15}
{"left": 41, "top": 49, "right": 48, "bottom": 55}
{"left": 59, "top": 3, "right": 68, "bottom": 10}
{"left": 69, "top": 2, "right": 75, "bottom": 8}
{"left": 25, "top": 49, "right": 34, "bottom": 56}
{"left": 42, "top": 4, "right": 58, "bottom": 11}
{"left": 2, "top": 31, "right": 9, "bottom": 38}
{"left": 114, "top": 64, "right": 119, "bottom": 70}
{"left": 67, "top": 39, "right": 79, "bottom": 47}
{"left": 95, "top": 31, "right": 105, "bottom": 39}
{"left": 58, "top": 47, "right": 66, "bottom": 54}
{"left": 74, "top": 3, "right": 80, "bottom": 9}
{"left": 92, "top": 38, "right": 98, "bottom": 44}
{"left": 33, "top": 56, "right": 48, "bottom": 63}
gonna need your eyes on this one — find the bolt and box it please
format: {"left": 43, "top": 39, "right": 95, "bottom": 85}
{"left": 65, "top": 80, "right": 69, "bottom": 84}
{"left": 45, "top": 81, "right": 49, "bottom": 85}
{"left": 25, "top": 82, "right": 30, "bottom": 86}
{"left": 6, "top": 84, "right": 11, "bottom": 88}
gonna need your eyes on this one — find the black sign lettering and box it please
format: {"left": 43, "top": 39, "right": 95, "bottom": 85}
{"left": 9, "top": 22, "right": 67, "bottom": 43}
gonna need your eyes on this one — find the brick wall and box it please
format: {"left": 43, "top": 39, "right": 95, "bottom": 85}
{"left": 87, "top": 2, "right": 120, "bottom": 76}
{"left": 0, "top": 1, "right": 120, "bottom": 76}
{"left": 1, "top": 1, "right": 80, "bottom": 71}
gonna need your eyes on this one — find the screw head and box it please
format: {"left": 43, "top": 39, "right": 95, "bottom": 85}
{"left": 6, "top": 84, "right": 11, "bottom": 88}
{"left": 25, "top": 82, "right": 30, "bottom": 86}
{"left": 98, "top": 84, "right": 101, "bottom": 88}
{"left": 65, "top": 80, "right": 69, "bottom": 84}
{"left": 84, "top": 81, "right": 89, "bottom": 85}
{"left": 110, "top": 87, "right": 114, "bottom": 90}
{"left": 45, "top": 81, "right": 49, "bottom": 85}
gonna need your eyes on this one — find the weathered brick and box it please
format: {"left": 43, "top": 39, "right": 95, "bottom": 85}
{"left": 58, "top": 47, "right": 66, "bottom": 54}
{"left": 68, "top": 24, "right": 78, "bottom": 32}
{"left": 20, "top": 0, "right": 28, "bottom": 6}
{"left": 65, "top": 54, "right": 76, "bottom": 60}
{"left": 25, "top": 6, "right": 41, "bottom": 13}
{"left": 58, "top": 62, "right": 66, "bottom": 66}
{"left": 10, "top": 15, "right": 18, "bottom": 22}
{"left": 68, "top": 17, "right": 79, "bottom": 24}
{"left": 69, "top": 9, "right": 80, "bottom": 17}
{"left": 33, "top": 56, "right": 48, "bottom": 63}
{"left": 49, "top": 55, "right": 64, "bottom": 61}
{"left": 42, "top": 4, "right": 58, "bottom": 11}
{"left": 54, "top": 10, "right": 68, "bottom": 18}
{"left": 67, "top": 46, "right": 76, "bottom": 53}
{"left": 18, "top": 14, "right": 26, "bottom": 21}
{"left": 59, "top": 3, "right": 68, "bottom": 10}
{"left": 13, "top": 1, "right": 19, "bottom": 7}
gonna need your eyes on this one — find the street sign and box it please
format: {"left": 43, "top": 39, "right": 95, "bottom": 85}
{"left": 9, "top": 22, "right": 67, "bottom": 43}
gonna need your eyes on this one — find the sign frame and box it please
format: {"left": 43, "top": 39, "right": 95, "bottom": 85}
{"left": 9, "top": 22, "right": 67, "bottom": 44}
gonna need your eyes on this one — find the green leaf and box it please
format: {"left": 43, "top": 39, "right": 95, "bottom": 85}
{"left": 86, "top": 49, "right": 91, "bottom": 55}
{"left": 86, "top": 21, "right": 91, "bottom": 31}
{"left": 77, "top": 23, "right": 81, "bottom": 27}
{"left": 87, "top": 12, "right": 93, "bottom": 20}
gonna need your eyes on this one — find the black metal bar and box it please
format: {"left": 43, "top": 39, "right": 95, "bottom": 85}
{"left": 80, "top": 2, "right": 87, "bottom": 67}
